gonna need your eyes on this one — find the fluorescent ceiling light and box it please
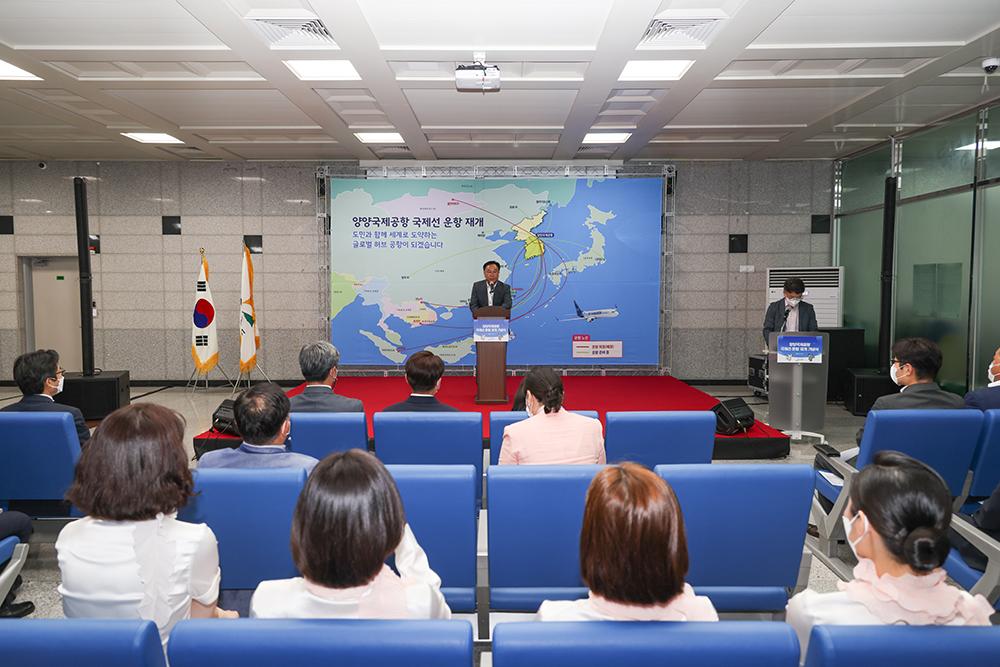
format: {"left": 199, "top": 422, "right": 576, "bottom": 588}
{"left": 0, "top": 60, "right": 40, "bottom": 80}
{"left": 356, "top": 132, "right": 404, "bottom": 143}
{"left": 121, "top": 132, "right": 183, "bottom": 144}
{"left": 582, "top": 133, "right": 631, "bottom": 144}
{"left": 956, "top": 141, "right": 1000, "bottom": 151}
{"left": 619, "top": 60, "right": 693, "bottom": 80}
{"left": 284, "top": 60, "right": 360, "bottom": 80}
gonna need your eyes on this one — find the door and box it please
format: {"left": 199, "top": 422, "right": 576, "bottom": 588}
{"left": 28, "top": 257, "right": 83, "bottom": 372}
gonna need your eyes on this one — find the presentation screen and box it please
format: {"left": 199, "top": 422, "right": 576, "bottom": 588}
{"left": 329, "top": 177, "right": 662, "bottom": 365}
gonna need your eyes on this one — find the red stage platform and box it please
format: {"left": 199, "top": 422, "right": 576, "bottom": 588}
{"left": 194, "top": 375, "right": 788, "bottom": 460}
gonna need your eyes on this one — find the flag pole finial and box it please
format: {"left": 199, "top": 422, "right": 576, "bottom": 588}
{"left": 199, "top": 247, "right": 205, "bottom": 255}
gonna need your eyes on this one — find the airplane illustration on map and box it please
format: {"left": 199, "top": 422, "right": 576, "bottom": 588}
{"left": 557, "top": 300, "right": 619, "bottom": 322}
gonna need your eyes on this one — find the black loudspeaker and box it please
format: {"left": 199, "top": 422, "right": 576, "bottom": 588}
{"left": 844, "top": 369, "right": 897, "bottom": 416}
{"left": 54, "top": 370, "right": 130, "bottom": 420}
{"left": 211, "top": 399, "right": 241, "bottom": 436}
{"left": 712, "top": 398, "right": 756, "bottom": 435}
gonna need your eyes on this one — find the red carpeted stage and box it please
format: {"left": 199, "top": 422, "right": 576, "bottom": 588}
{"left": 195, "top": 375, "right": 788, "bottom": 460}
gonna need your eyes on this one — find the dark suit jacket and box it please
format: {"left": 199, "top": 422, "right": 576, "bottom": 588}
{"left": 0, "top": 394, "right": 90, "bottom": 446}
{"left": 952, "top": 478, "right": 1000, "bottom": 572}
{"left": 965, "top": 385, "right": 1000, "bottom": 411}
{"left": 762, "top": 299, "right": 818, "bottom": 344}
{"left": 381, "top": 395, "right": 460, "bottom": 412}
{"left": 856, "top": 381, "right": 966, "bottom": 445}
{"left": 469, "top": 279, "right": 512, "bottom": 311}
{"left": 288, "top": 385, "right": 364, "bottom": 413}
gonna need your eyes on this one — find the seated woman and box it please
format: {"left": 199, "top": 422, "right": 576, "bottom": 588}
{"left": 56, "top": 403, "right": 236, "bottom": 649}
{"left": 250, "top": 449, "right": 450, "bottom": 619}
{"left": 498, "top": 366, "right": 605, "bottom": 465}
{"left": 537, "top": 463, "right": 717, "bottom": 621}
{"left": 787, "top": 450, "right": 993, "bottom": 662}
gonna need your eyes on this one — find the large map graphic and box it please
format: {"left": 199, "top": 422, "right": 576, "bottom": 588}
{"left": 329, "top": 178, "right": 662, "bottom": 365}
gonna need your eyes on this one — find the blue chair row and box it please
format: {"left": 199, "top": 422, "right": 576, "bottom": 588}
{"left": 7, "top": 619, "right": 997, "bottom": 667}
{"left": 810, "top": 409, "right": 984, "bottom": 581}
{"left": 0, "top": 535, "right": 27, "bottom": 607}
{"left": 487, "top": 463, "right": 814, "bottom": 615}
{"left": 177, "top": 465, "right": 478, "bottom": 613}
{"left": 489, "top": 410, "right": 716, "bottom": 468}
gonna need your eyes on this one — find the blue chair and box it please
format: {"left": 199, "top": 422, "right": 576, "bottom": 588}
{"left": 955, "top": 409, "right": 1000, "bottom": 511}
{"left": 943, "top": 518, "right": 1000, "bottom": 607}
{"left": 493, "top": 620, "right": 800, "bottom": 667}
{"left": 803, "top": 625, "right": 1000, "bottom": 667}
{"left": 656, "top": 463, "right": 815, "bottom": 613}
{"left": 0, "top": 412, "right": 82, "bottom": 521}
{"left": 288, "top": 412, "right": 367, "bottom": 460}
{"left": 374, "top": 412, "right": 484, "bottom": 506}
{"left": 0, "top": 619, "right": 166, "bottom": 667}
{"left": 168, "top": 619, "right": 473, "bottom": 667}
{"left": 487, "top": 465, "right": 600, "bottom": 611}
{"left": 0, "top": 536, "right": 27, "bottom": 609}
{"left": 178, "top": 468, "right": 306, "bottom": 590}
{"left": 489, "top": 410, "right": 600, "bottom": 467}
{"left": 386, "top": 464, "right": 477, "bottom": 612}
{"left": 605, "top": 411, "right": 716, "bottom": 467}
{"left": 811, "top": 409, "right": 983, "bottom": 580}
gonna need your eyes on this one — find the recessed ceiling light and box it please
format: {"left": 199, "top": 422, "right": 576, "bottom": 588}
{"left": 355, "top": 132, "right": 404, "bottom": 143}
{"left": 121, "top": 133, "right": 183, "bottom": 144}
{"left": 284, "top": 60, "right": 360, "bottom": 80}
{"left": 582, "top": 133, "right": 631, "bottom": 144}
{"left": 619, "top": 60, "right": 693, "bottom": 80}
{"left": 0, "top": 60, "right": 40, "bottom": 80}
{"left": 956, "top": 141, "right": 1000, "bottom": 151}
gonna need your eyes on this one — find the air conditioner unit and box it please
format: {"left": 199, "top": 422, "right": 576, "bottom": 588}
{"left": 766, "top": 266, "right": 843, "bottom": 328}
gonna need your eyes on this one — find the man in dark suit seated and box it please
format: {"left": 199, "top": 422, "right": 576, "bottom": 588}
{"left": 951, "top": 478, "right": 1000, "bottom": 572}
{"left": 382, "top": 351, "right": 460, "bottom": 412}
{"left": 288, "top": 341, "right": 364, "bottom": 414}
{"left": 0, "top": 349, "right": 90, "bottom": 446}
{"left": 762, "top": 276, "right": 818, "bottom": 347}
{"left": 469, "top": 260, "right": 512, "bottom": 312}
{"left": 965, "top": 345, "right": 1000, "bottom": 411}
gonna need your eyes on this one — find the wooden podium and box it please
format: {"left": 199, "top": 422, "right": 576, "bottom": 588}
{"left": 473, "top": 306, "right": 510, "bottom": 404}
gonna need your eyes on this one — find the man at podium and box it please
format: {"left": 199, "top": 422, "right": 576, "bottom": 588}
{"left": 762, "top": 276, "right": 818, "bottom": 344}
{"left": 469, "top": 261, "right": 512, "bottom": 311}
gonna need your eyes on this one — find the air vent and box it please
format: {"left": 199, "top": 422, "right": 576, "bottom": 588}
{"left": 245, "top": 16, "right": 337, "bottom": 48}
{"left": 639, "top": 15, "right": 726, "bottom": 48}
{"left": 576, "top": 145, "right": 616, "bottom": 154}
{"left": 370, "top": 145, "right": 411, "bottom": 155}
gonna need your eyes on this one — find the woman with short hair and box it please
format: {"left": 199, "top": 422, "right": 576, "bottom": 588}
{"left": 56, "top": 403, "right": 235, "bottom": 649}
{"left": 250, "top": 449, "right": 450, "bottom": 619}
{"left": 536, "top": 463, "right": 717, "bottom": 621}
{"left": 498, "top": 366, "right": 605, "bottom": 465}
{"left": 787, "top": 450, "right": 993, "bottom": 662}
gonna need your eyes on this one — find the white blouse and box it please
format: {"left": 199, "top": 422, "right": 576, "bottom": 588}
{"left": 56, "top": 513, "right": 222, "bottom": 648}
{"left": 536, "top": 585, "right": 719, "bottom": 622}
{"left": 250, "top": 524, "right": 451, "bottom": 620}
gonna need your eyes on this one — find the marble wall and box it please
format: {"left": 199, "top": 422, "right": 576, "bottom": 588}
{"left": 669, "top": 161, "right": 834, "bottom": 380}
{"left": 0, "top": 159, "right": 833, "bottom": 382}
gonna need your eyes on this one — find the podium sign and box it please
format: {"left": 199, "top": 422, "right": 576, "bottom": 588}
{"left": 474, "top": 319, "right": 510, "bottom": 342}
{"left": 776, "top": 335, "right": 824, "bottom": 364}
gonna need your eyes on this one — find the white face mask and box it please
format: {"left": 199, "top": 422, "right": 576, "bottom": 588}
{"left": 56, "top": 375, "right": 64, "bottom": 394}
{"left": 842, "top": 511, "right": 868, "bottom": 559}
{"left": 890, "top": 362, "right": 903, "bottom": 386}
{"left": 787, "top": 297, "right": 802, "bottom": 307}
{"left": 989, "top": 363, "right": 999, "bottom": 383}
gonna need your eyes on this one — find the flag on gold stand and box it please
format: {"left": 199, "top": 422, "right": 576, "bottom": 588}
{"left": 239, "top": 244, "right": 259, "bottom": 373}
{"left": 191, "top": 253, "right": 218, "bottom": 374}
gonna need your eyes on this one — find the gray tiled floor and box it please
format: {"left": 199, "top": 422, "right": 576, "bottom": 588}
{"left": 6, "top": 382, "right": 867, "bottom": 619}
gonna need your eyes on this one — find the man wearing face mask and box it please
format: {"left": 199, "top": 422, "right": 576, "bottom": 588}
{"left": 964, "top": 346, "right": 1000, "bottom": 411}
{"left": 762, "top": 277, "right": 818, "bottom": 347}
{"left": 0, "top": 349, "right": 90, "bottom": 446}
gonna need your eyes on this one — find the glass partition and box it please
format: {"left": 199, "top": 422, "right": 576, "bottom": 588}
{"left": 837, "top": 209, "right": 884, "bottom": 367}
{"left": 894, "top": 191, "right": 973, "bottom": 394}
{"left": 974, "top": 182, "right": 1000, "bottom": 388}
{"left": 900, "top": 115, "right": 977, "bottom": 199}
{"left": 840, "top": 145, "right": 891, "bottom": 213}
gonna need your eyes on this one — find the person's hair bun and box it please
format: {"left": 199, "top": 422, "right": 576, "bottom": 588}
{"left": 902, "top": 526, "right": 949, "bottom": 572}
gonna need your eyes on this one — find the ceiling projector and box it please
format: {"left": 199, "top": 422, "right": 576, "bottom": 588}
{"left": 456, "top": 63, "right": 500, "bottom": 92}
